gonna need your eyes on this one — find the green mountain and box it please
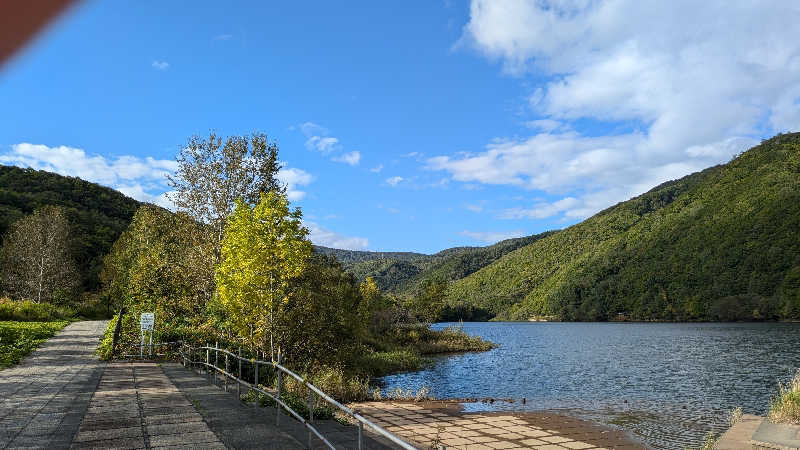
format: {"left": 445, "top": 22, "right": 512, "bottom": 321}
{"left": 315, "top": 231, "right": 554, "bottom": 297}
{"left": 0, "top": 165, "right": 142, "bottom": 291}
{"left": 322, "top": 134, "right": 800, "bottom": 322}
{"left": 443, "top": 133, "right": 800, "bottom": 321}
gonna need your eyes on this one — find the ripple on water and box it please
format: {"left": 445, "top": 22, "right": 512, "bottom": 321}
{"left": 377, "top": 322, "right": 800, "bottom": 448}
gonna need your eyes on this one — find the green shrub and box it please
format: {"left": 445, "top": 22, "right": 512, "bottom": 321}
{"left": 0, "top": 321, "right": 69, "bottom": 369}
{"left": 0, "top": 298, "right": 74, "bottom": 321}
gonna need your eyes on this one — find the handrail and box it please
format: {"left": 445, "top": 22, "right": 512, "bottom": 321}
{"left": 180, "top": 343, "right": 418, "bottom": 450}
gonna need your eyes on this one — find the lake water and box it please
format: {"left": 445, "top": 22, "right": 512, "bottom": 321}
{"left": 377, "top": 322, "right": 800, "bottom": 448}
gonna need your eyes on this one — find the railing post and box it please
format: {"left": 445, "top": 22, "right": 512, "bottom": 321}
{"left": 358, "top": 421, "right": 363, "bottom": 450}
{"left": 237, "top": 347, "right": 242, "bottom": 400}
{"left": 308, "top": 387, "right": 314, "bottom": 449}
{"left": 224, "top": 351, "right": 229, "bottom": 392}
{"left": 254, "top": 359, "right": 259, "bottom": 408}
{"left": 206, "top": 343, "right": 210, "bottom": 379}
{"left": 214, "top": 342, "right": 219, "bottom": 386}
{"left": 276, "top": 353, "right": 282, "bottom": 426}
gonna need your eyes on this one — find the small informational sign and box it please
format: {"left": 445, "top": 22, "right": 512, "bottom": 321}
{"left": 140, "top": 312, "right": 154, "bottom": 358}
{"left": 140, "top": 312, "right": 154, "bottom": 331}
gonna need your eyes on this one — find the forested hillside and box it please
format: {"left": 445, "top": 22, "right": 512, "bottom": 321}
{"left": 443, "top": 133, "right": 800, "bottom": 321}
{"left": 319, "top": 232, "right": 554, "bottom": 297}
{"left": 0, "top": 165, "right": 142, "bottom": 290}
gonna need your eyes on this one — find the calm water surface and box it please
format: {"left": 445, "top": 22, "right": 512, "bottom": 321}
{"left": 377, "top": 322, "right": 800, "bottom": 448}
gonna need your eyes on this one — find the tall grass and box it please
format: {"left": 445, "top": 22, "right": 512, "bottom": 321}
{"left": 769, "top": 369, "right": 800, "bottom": 424}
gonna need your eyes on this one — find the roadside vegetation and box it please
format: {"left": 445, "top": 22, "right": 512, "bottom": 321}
{"left": 97, "top": 132, "right": 494, "bottom": 402}
{"left": 769, "top": 369, "right": 800, "bottom": 425}
{"left": 0, "top": 320, "right": 69, "bottom": 369}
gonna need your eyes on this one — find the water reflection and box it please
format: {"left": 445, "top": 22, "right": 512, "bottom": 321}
{"left": 377, "top": 322, "right": 800, "bottom": 448}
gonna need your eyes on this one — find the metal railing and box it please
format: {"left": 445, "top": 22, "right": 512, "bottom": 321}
{"left": 179, "top": 343, "right": 417, "bottom": 450}
{"left": 115, "top": 340, "right": 183, "bottom": 360}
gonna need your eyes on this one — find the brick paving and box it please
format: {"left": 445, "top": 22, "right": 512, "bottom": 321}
{"left": 0, "top": 320, "right": 107, "bottom": 450}
{"left": 351, "top": 401, "right": 646, "bottom": 449}
{"left": 71, "top": 362, "right": 225, "bottom": 449}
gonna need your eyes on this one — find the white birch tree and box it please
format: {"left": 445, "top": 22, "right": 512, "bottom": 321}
{"left": 1, "top": 206, "right": 78, "bottom": 303}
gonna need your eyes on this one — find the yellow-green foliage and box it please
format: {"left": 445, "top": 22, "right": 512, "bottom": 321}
{"left": 102, "top": 205, "right": 218, "bottom": 344}
{"left": 444, "top": 133, "right": 800, "bottom": 321}
{"left": 0, "top": 298, "right": 74, "bottom": 321}
{"left": 216, "top": 193, "right": 312, "bottom": 353}
{"left": 0, "top": 321, "right": 68, "bottom": 369}
{"left": 769, "top": 369, "right": 800, "bottom": 425}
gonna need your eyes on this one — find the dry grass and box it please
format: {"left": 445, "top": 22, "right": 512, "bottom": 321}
{"left": 769, "top": 369, "right": 800, "bottom": 425}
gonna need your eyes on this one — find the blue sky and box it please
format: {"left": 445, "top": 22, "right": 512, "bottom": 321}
{"left": 1, "top": 1, "right": 798, "bottom": 252}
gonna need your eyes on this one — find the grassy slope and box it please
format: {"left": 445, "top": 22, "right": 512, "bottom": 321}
{"left": 445, "top": 133, "right": 800, "bottom": 321}
{"left": 0, "top": 165, "right": 142, "bottom": 290}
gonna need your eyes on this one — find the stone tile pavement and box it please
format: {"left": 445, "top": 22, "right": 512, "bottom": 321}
{"left": 351, "top": 401, "right": 646, "bottom": 450}
{"left": 162, "top": 362, "right": 395, "bottom": 449}
{"left": 0, "top": 320, "right": 108, "bottom": 450}
{"left": 71, "top": 362, "right": 225, "bottom": 449}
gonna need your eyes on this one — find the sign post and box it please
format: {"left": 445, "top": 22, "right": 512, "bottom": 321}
{"left": 140, "top": 312, "right": 154, "bottom": 358}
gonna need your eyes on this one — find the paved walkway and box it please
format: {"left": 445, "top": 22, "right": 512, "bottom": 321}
{"left": 163, "top": 362, "right": 394, "bottom": 449}
{"left": 0, "top": 321, "right": 107, "bottom": 450}
{"left": 351, "top": 401, "right": 645, "bottom": 449}
{"left": 72, "top": 362, "right": 225, "bottom": 449}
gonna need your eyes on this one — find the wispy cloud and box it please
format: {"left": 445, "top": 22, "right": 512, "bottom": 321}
{"left": 305, "top": 221, "right": 369, "bottom": 250}
{"left": 332, "top": 151, "right": 361, "bottom": 166}
{"left": 460, "top": 230, "right": 525, "bottom": 244}
{"left": 297, "top": 121, "right": 366, "bottom": 167}
{"left": 370, "top": 164, "right": 384, "bottom": 173}
{"left": 213, "top": 33, "right": 233, "bottom": 41}
{"left": 151, "top": 60, "right": 169, "bottom": 70}
{"left": 385, "top": 176, "right": 404, "bottom": 187}
{"left": 299, "top": 122, "right": 340, "bottom": 153}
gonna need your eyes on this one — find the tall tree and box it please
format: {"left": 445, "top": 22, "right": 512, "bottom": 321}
{"left": 215, "top": 192, "right": 312, "bottom": 358}
{"left": 1, "top": 206, "right": 78, "bottom": 303}
{"left": 166, "top": 132, "right": 283, "bottom": 258}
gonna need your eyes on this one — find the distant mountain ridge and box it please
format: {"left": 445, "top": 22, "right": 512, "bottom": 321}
{"left": 314, "top": 232, "right": 555, "bottom": 299}
{"left": 323, "top": 133, "right": 800, "bottom": 322}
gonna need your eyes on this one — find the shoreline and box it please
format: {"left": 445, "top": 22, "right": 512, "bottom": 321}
{"left": 350, "top": 398, "right": 646, "bottom": 449}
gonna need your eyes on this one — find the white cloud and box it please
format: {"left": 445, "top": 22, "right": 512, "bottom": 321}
{"left": 433, "top": 0, "right": 800, "bottom": 220}
{"left": 0, "top": 143, "right": 178, "bottom": 207}
{"left": 151, "top": 60, "right": 169, "bottom": 70}
{"left": 277, "top": 166, "right": 314, "bottom": 201}
{"left": 332, "top": 151, "right": 361, "bottom": 166}
{"left": 1, "top": 143, "right": 315, "bottom": 208}
{"left": 370, "top": 164, "right": 384, "bottom": 173}
{"left": 297, "top": 122, "right": 367, "bottom": 168}
{"left": 385, "top": 176, "right": 404, "bottom": 187}
{"left": 465, "top": 203, "right": 484, "bottom": 213}
{"left": 460, "top": 229, "right": 525, "bottom": 244}
{"left": 213, "top": 34, "right": 233, "bottom": 41}
{"left": 299, "top": 122, "right": 340, "bottom": 153}
{"left": 305, "top": 221, "right": 369, "bottom": 250}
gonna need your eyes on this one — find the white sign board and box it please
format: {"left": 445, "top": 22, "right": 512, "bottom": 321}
{"left": 140, "top": 312, "right": 154, "bottom": 331}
